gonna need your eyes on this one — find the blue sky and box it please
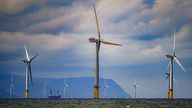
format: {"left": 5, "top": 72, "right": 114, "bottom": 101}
{"left": 0, "top": 0, "right": 192, "bottom": 98}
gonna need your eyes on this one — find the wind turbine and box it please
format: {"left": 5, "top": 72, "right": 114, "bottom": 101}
{"left": 89, "top": 4, "right": 122, "bottom": 99}
{"left": 133, "top": 79, "right": 139, "bottom": 98}
{"left": 44, "top": 82, "right": 47, "bottom": 98}
{"left": 103, "top": 80, "right": 109, "bottom": 98}
{"left": 23, "top": 44, "right": 38, "bottom": 98}
{"left": 63, "top": 78, "right": 68, "bottom": 98}
{"left": 166, "top": 29, "right": 186, "bottom": 99}
{"left": 9, "top": 74, "right": 14, "bottom": 99}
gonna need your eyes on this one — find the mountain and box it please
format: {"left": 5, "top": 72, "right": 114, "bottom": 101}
{"left": 0, "top": 73, "right": 131, "bottom": 98}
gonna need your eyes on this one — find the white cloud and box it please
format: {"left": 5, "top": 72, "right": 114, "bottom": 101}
{"left": 26, "top": 2, "right": 92, "bottom": 33}
{"left": 3, "top": 0, "right": 189, "bottom": 38}
{"left": 0, "top": 0, "right": 45, "bottom": 14}
{"left": 1, "top": 23, "right": 190, "bottom": 67}
{"left": 0, "top": 32, "right": 73, "bottom": 52}
{"left": 1, "top": 0, "right": 192, "bottom": 98}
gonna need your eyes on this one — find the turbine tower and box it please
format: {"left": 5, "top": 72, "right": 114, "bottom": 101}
{"left": 23, "top": 44, "right": 38, "bottom": 98}
{"left": 104, "top": 80, "right": 109, "bottom": 98}
{"left": 9, "top": 74, "right": 14, "bottom": 99}
{"left": 166, "top": 30, "right": 186, "bottom": 99}
{"left": 63, "top": 78, "right": 68, "bottom": 98}
{"left": 89, "top": 4, "right": 122, "bottom": 99}
{"left": 133, "top": 79, "right": 139, "bottom": 98}
{"left": 44, "top": 82, "right": 47, "bottom": 98}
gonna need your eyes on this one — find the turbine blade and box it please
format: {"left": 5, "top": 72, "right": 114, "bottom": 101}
{"left": 11, "top": 78, "right": 14, "bottom": 89}
{"left": 173, "top": 77, "right": 178, "bottom": 84}
{"left": 12, "top": 83, "right": 14, "bottom": 88}
{"left": 100, "top": 39, "right": 122, "bottom": 46}
{"left": 173, "top": 29, "right": 176, "bottom": 56}
{"left": 29, "top": 63, "right": 33, "bottom": 85}
{"left": 104, "top": 80, "right": 106, "bottom": 86}
{"left": 136, "top": 85, "right": 139, "bottom": 88}
{"left": 11, "top": 74, "right": 15, "bottom": 89}
{"left": 174, "top": 57, "right": 187, "bottom": 72}
{"left": 24, "top": 45, "right": 30, "bottom": 61}
{"left": 11, "top": 83, "right": 15, "bottom": 89}
{"left": 166, "top": 61, "right": 171, "bottom": 69}
{"left": 134, "top": 79, "right": 139, "bottom": 87}
{"left": 64, "top": 78, "right": 66, "bottom": 85}
{"left": 166, "top": 73, "right": 170, "bottom": 80}
{"left": 134, "top": 79, "right": 136, "bottom": 85}
{"left": 93, "top": 4, "right": 101, "bottom": 39}
{"left": 11, "top": 74, "right": 13, "bottom": 83}
{"left": 30, "top": 54, "right": 38, "bottom": 62}
{"left": 64, "top": 78, "right": 68, "bottom": 86}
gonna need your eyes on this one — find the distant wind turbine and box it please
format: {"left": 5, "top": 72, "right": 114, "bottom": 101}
{"left": 165, "top": 29, "right": 186, "bottom": 99}
{"left": 133, "top": 79, "right": 139, "bottom": 98}
{"left": 9, "top": 74, "right": 14, "bottom": 99}
{"left": 89, "top": 4, "right": 122, "bottom": 99}
{"left": 63, "top": 78, "right": 68, "bottom": 98}
{"left": 23, "top": 44, "right": 38, "bottom": 98}
{"left": 44, "top": 82, "right": 47, "bottom": 98}
{"left": 103, "top": 80, "right": 109, "bottom": 98}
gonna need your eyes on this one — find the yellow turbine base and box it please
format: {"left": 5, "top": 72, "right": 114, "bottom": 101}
{"left": 25, "top": 90, "right": 29, "bottom": 98}
{"left": 94, "top": 85, "right": 99, "bottom": 99}
{"left": 168, "top": 89, "right": 173, "bottom": 99}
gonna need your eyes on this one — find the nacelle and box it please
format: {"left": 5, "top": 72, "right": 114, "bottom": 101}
{"left": 89, "top": 38, "right": 100, "bottom": 43}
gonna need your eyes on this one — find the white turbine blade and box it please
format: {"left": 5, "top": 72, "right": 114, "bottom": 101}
{"left": 11, "top": 83, "right": 15, "bottom": 90}
{"left": 104, "top": 80, "right": 109, "bottom": 88}
{"left": 174, "top": 57, "right": 187, "bottom": 72}
{"left": 166, "top": 61, "right": 171, "bottom": 69}
{"left": 24, "top": 45, "right": 30, "bottom": 61}
{"left": 11, "top": 76, "right": 14, "bottom": 89}
{"left": 136, "top": 85, "right": 139, "bottom": 88}
{"left": 64, "top": 83, "right": 68, "bottom": 87}
{"left": 29, "top": 64, "right": 33, "bottom": 85}
{"left": 30, "top": 54, "right": 38, "bottom": 62}
{"left": 93, "top": 4, "right": 101, "bottom": 39}
{"left": 64, "top": 78, "right": 68, "bottom": 86}
{"left": 134, "top": 79, "right": 136, "bottom": 85}
{"left": 64, "top": 78, "right": 66, "bottom": 84}
{"left": 134, "top": 79, "right": 139, "bottom": 87}
{"left": 173, "top": 77, "right": 178, "bottom": 84}
{"left": 11, "top": 74, "right": 14, "bottom": 89}
{"left": 11, "top": 74, "right": 13, "bottom": 82}
{"left": 173, "top": 29, "right": 176, "bottom": 55}
{"left": 100, "top": 39, "right": 122, "bottom": 46}
{"left": 104, "top": 80, "right": 107, "bottom": 86}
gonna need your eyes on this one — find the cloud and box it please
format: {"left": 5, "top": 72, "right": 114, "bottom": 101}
{"left": 0, "top": 0, "right": 45, "bottom": 14}
{"left": 1, "top": 22, "right": 191, "bottom": 67}
{"left": 0, "top": 32, "right": 73, "bottom": 52}
{"left": 95, "top": 0, "right": 192, "bottom": 36}
{"left": 25, "top": 1, "right": 93, "bottom": 34}
{"left": 0, "top": 0, "right": 192, "bottom": 66}
{"left": 1, "top": 0, "right": 191, "bottom": 36}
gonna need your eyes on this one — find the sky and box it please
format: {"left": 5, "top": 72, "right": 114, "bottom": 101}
{"left": 0, "top": 0, "right": 192, "bottom": 98}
